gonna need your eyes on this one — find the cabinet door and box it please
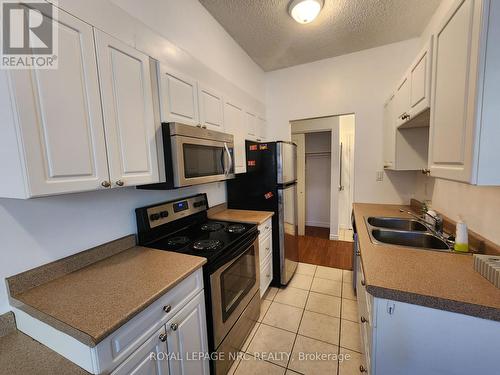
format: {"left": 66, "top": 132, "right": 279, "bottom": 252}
{"left": 160, "top": 68, "right": 199, "bottom": 125}
{"left": 383, "top": 95, "right": 396, "bottom": 169}
{"left": 394, "top": 76, "right": 410, "bottom": 127}
{"left": 95, "top": 30, "right": 159, "bottom": 187}
{"left": 245, "top": 111, "right": 257, "bottom": 138}
{"left": 428, "top": 0, "right": 478, "bottom": 182}
{"left": 166, "top": 292, "right": 209, "bottom": 375}
{"left": 224, "top": 100, "right": 246, "bottom": 173}
{"left": 257, "top": 116, "right": 266, "bottom": 141}
{"left": 409, "top": 39, "right": 433, "bottom": 118}
{"left": 9, "top": 7, "right": 109, "bottom": 197}
{"left": 198, "top": 85, "right": 224, "bottom": 131}
{"left": 111, "top": 326, "right": 169, "bottom": 375}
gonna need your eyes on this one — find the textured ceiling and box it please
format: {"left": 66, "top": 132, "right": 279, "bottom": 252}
{"left": 199, "top": 0, "right": 441, "bottom": 71}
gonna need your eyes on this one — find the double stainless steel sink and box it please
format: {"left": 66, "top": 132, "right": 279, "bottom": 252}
{"left": 365, "top": 217, "right": 451, "bottom": 251}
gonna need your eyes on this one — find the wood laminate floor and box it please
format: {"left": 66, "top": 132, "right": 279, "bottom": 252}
{"left": 299, "top": 226, "right": 354, "bottom": 270}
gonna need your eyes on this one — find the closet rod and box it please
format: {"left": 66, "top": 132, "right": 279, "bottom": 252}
{"left": 305, "top": 151, "right": 331, "bottom": 155}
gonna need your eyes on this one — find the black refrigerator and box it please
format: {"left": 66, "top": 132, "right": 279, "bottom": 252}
{"left": 227, "top": 141, "right": 298, "bottom": 286}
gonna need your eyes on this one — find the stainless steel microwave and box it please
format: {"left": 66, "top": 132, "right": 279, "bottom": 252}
{"left": 140, "top": 122, "right": 235, "bottom": 189}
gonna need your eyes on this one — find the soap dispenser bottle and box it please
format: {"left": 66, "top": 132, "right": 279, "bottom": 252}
{"left": 454, "top": 216, "right": 469, "bottom": 252}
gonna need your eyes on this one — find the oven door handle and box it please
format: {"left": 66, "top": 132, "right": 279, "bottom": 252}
{"left": 211, "top": 233, "right": 259, "bottom": 272}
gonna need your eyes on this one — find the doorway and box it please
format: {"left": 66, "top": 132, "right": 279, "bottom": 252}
{"left": 290, "top": 114, "right": 355, "bottom": 270}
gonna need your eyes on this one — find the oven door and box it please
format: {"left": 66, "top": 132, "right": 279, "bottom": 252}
{"left": 210, "top": 234, "right": 259, "bottom": 349}
{"left": 171, "top": 135, "right": 235, "bottom": 187}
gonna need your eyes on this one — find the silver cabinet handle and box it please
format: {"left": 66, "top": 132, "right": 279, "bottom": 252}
{"left": 163, "top": 305, "right": 171, "bottom": 313}
{"left": 359, "top": 365, "right": 368, "bottom": 373}
{"left": 202, "top": 124, "right": 207, "bottom": 129}
{"left": 196, "top": 124, "right": 202, "bottom": 128}
{"left": 101, "top": 181, "right": 111, "bottom": 188}
{"left": 361, "top": 316, "right": 368, "bottom": 324}
{"left": 159, "top": 333, "right": 167, "bottom": 342}
{"left": 115, "top": 180, "right": 124, "bottom": 186}
{"left": 361, "top": 279, "right": 366, "bottom": 286}
{"left": 170, "top": 323, "right": 178, "bottom": 331}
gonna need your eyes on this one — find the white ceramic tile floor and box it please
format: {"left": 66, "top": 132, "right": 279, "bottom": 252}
{"left": 230, "top": 262, "right": 367, "bottom": 375}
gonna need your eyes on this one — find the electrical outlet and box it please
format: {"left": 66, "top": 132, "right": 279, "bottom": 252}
{"left": 376, "top": 171, "right": 384, "bottom": 181}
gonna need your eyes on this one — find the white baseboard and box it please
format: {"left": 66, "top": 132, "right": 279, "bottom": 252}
{"left": 305, "top": 221, "right": 330, "bottom": 228}
{"left": 339, "top": 224, "right": 353, "bottom": 230}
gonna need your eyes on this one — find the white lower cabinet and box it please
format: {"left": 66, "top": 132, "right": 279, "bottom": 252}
{"left": 356, "top": 252, "right": 500, "bottom": 375}
{"left": 166, "top": 292, "right": 209, "bottom": 375}
{"left": 113, "top": 290, "right": 209, "bottom": 375}
{"left": 258, "top": 219, "right": 273, "bottom": 297}
{"left": 13, "top": 269, "right": 208, "bottom": 375}
{"left": 111, "top": 326, "right": 169, "bottom": 375}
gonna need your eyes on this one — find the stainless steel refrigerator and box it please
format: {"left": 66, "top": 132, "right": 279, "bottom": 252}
{"left": 227, "top": 141, "right": 298, "bottom": 285}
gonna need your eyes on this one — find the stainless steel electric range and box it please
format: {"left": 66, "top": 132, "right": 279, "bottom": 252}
{"left": 135, "top": 194, "right": 260, "bottom": 375}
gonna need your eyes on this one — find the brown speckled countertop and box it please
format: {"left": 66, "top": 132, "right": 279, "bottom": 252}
{"left": 0, "top": 312, "right": 89, "bottom": 374}
{"left": 209, "top": 208, "right": 274, "bottom": 224}
{"left": 9, "top": 246, "right": 206, "bottom": 346}
{"left": 354, "top": 203, "right": 500, "bottom": 321}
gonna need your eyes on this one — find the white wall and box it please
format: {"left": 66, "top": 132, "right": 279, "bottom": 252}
{"left": 109, "top": 0, "right": 265, "bottom": 100}
{"left": 339, "top": 115, "right": 355, "bottom": 229}
{"left": 411, "top": 0, "right": 500, "bottom": 246}
{"left": 305, "top": 132, "right": 331, "bottom": 228}
{"left": 292, "top": 117, "right": 340, "bottom": 238}
{"left": 266, "top": 39, "right": 421, "bottom": 205}
{"left": 0, "top": 0, "right": 264, "bottom": 314}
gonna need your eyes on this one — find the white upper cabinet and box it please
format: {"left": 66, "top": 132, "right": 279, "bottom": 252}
{"left": 160, "top": 67, "right": 199, "bottom": 126}
{"left": 1, "top": 8, "right": 110, "bottom": 198}
{"left": 224, "top": 100, "right": 247, "bottom": 173}
{"left": 0, "top": 4, "right": 162, "bottom": 198}
{"left": 257, "top": 116, "right": 266, "bottom": 141}
{"left": 392, "top": 39, "right": 433, "bottom": 128}
{"left": 394, "top": 76, "right": 410, "bottom": 127}
{"left": 428, "top": 0, "right": 500, "bottom": 184}
{"left": 245, "top": 111, "right": 257, "bottom": 138}
{"left": 408, "top": 38, "right": 433, "bottom": 118}
{"left": 383, "top": 95, "right": 396, "bottom": 169}
{"left": 95, "top": 30, "right": 159, "bottom": 188}
{"left": 198, "top": 85, "right": 224, "bottom": 131}
{"left": 383, "top": 94, "right": 428, "bottom": 171}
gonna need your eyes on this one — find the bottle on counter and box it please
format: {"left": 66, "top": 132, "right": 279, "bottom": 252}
{"left": 454, "top": 216, "right": 469, "bottom": 253}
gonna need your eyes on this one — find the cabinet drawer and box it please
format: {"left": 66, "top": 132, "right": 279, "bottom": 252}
{"left": 258, "top": 218, "right": 272, "bottom": 239}
{"left": 96, "top": 268, "right": 203, "bottom": 373}
{"left": 260, "top": 253, "right": 273, "bottom": 298}
{"left": 258, "top": 233, "right": 272, "bottom": 264}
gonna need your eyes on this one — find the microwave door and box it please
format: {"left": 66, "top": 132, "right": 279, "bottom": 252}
{"left": 171, "top": 136, "right": 228, "bottom": 187}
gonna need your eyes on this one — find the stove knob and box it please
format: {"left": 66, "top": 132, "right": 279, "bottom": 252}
{"left": 150, "top": 213, "right": 160, "bottom": 221}
{"left": 160, "top": 211, "right": 169, "bottom": 218}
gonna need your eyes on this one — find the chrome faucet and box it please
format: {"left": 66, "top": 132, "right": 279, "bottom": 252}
{"left": 399, "top": 208, "right": 455, "bottom": 247}
{"left": 399, "top": 209, "right": 444, "bottom": 234}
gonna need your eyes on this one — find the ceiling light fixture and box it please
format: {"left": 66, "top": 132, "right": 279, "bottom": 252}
{"left": 288, "top": 0, "right": 323, "bottom": 24}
